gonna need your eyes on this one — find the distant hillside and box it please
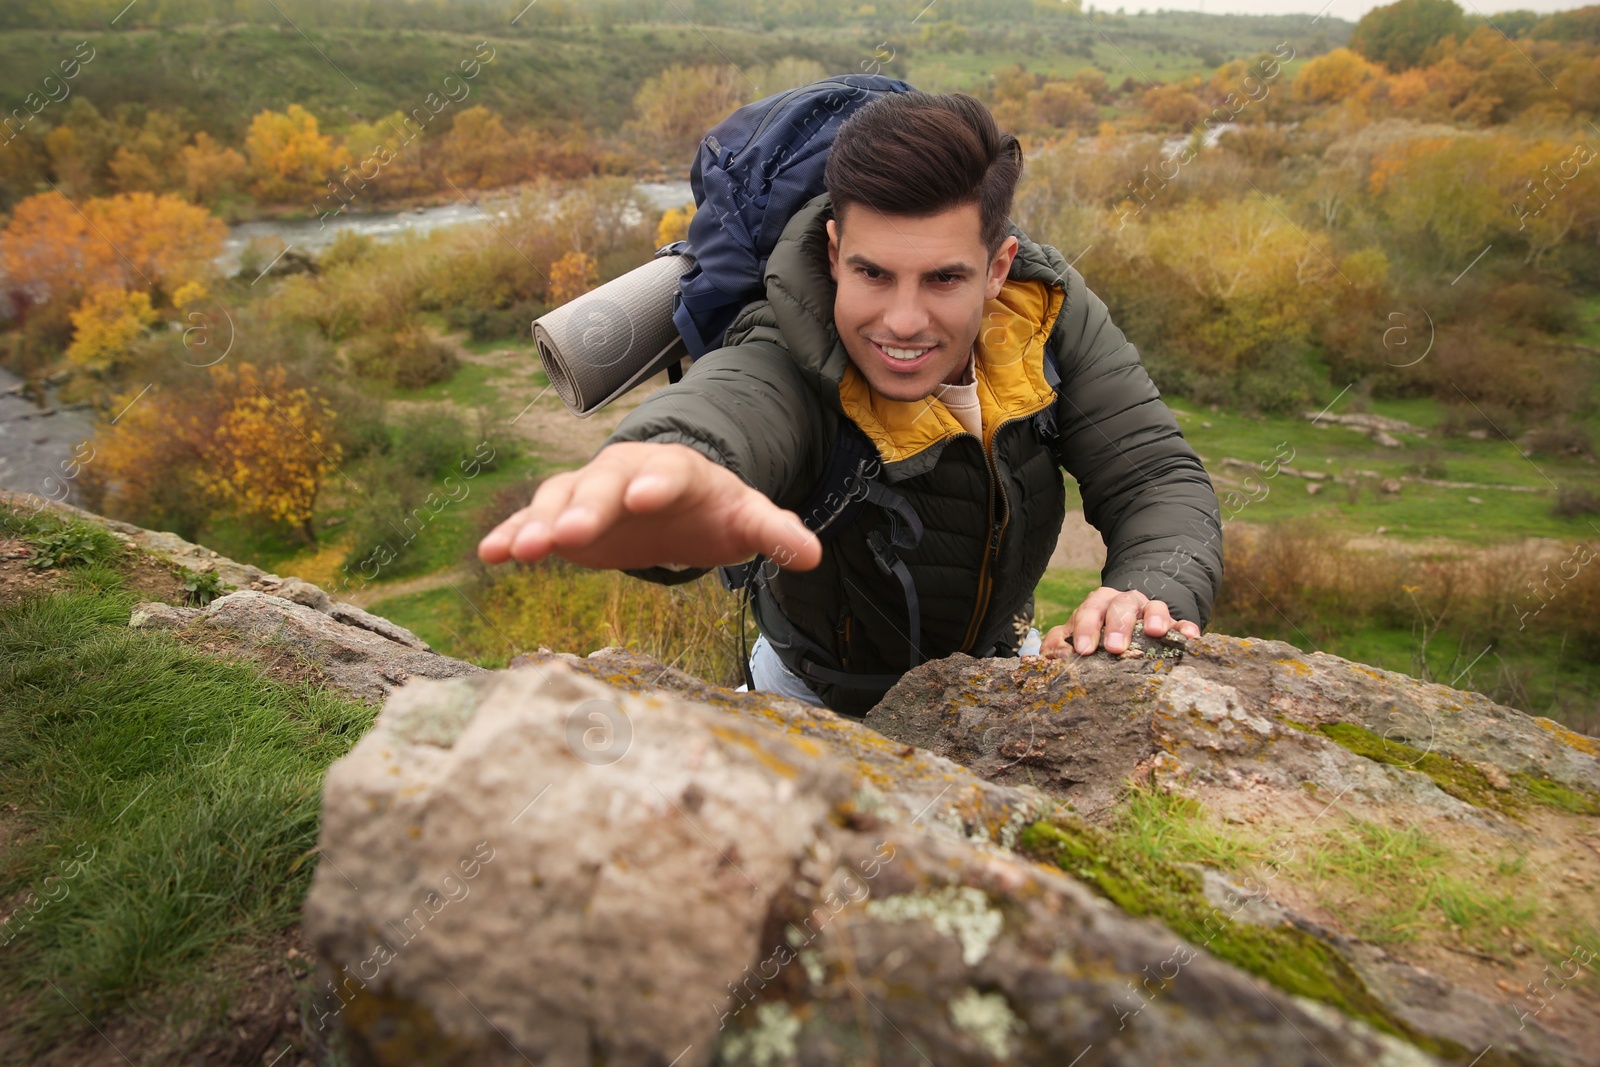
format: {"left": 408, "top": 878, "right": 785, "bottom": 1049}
{"left": 0, "top": 26, "right": 856, "bottom": 139}
{"left": 0, "top": 8, "right": 1348, "bottom": 142}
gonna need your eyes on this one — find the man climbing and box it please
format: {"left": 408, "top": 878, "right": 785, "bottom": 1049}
{"left": 478, "top": 91, "right": 1222, "bottom": 717}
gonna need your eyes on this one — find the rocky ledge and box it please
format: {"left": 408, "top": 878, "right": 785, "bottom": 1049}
{"left": 10, "top": 489, "right": 1595, "bottom": 1065}
{"left": 303, "top": 633, "right": 1600, "bottom": 1067}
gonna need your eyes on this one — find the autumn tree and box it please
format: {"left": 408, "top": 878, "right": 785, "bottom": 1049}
{"left": 245, "top": 104, "right": 350, "bottom": 204}
{"left": 992, "top": 63, "right": 1039, "bottom": 105}
{"left": 107, "top": 110, "right": 190, "bottom": 194}
{"left": 548, "top": 250, "right": 598, "bottom": 306}
{"left": 1029, "top": 82, "right": 1098, "bottom": 129}
{"left": 1351, "top": 0, "right": 1467, "bottom": 71}
{"left": 1142, "top": 82, "right": 1207, "bottom": 129}
{"left": 656, "top": 203, "right": 693, "bottom": 247}
{"left": 335, "top": 110, "right": 434, "bottom": 200}
{"left": 1368, "top": 133, "right": 1516, "bottom": 262}
{"left": 87, "top": 379, "right": 220, "bottom": 536}
{"left": 439, "top": 106, "right": 530, "bottom": 190}
{"left": 40, "top": 97, "right": 117, "bottom": 198}
{"left": 1119, "top": 196, "right": 1350, "bottom": 375}
{"left": 65, "top": 287, "right": 157, "bottom": 372}
{"left": 0, "top": 190, "right": 226, "bottom": 305}
{"left": 192, "top": 362, "right": 343, "bottom": 544}
{"left": 180, "top": 131, "right": 248, "bottom": 206}
{"left": 628, "top": 64, "right": 747, "bottom": 160}
{"left": 1292, "top": 49, "right": 1381, "bottom": 104}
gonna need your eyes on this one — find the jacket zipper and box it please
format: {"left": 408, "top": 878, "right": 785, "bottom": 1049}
{"left": 958, "top": 420, "right": 1015, "bottom": 652}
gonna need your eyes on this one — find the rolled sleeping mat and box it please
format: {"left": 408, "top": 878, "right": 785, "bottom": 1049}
{"left": 533, "top": 246, "right": 694, "bottom": 418}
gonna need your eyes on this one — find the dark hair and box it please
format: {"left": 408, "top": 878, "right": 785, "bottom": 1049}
{"left": 824, "top": 91, "right": 1023, "bottom": 259}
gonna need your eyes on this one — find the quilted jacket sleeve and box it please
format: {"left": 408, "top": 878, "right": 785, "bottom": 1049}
{"left": 1047, "top": 266, "right": 1223, "bottom": 627}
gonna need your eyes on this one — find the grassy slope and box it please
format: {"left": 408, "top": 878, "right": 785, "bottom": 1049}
{"left": 0, "top": 10, "right": 1345, "bottom": 145}
{"left": 0, "top": 505, "right": 375, "bottom": 1058}
{"left": 0, "top": 24, "right": 862, "bottom": 142}
{"left": 1162, "top": 395, "right": 1600, "bottom": 547}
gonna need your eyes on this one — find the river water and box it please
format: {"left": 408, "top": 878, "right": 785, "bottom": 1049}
{"left": 1, "top": 180, "right": 696, "bottom": 503}
{"left": 220, "top": 179, "right": 694, "bottom": 273}
{"left": 0, "top": 366, "right": 96, "bottom": 507}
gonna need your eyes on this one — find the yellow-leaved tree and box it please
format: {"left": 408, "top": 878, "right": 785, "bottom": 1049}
{"left": 192, "top": 362, "right": 343, "bottom": 544}
{"left": 1292, "top": 48, "right": 1381, "bottom": 104}
{"left": 656, "top": 202, "right": 693, "bottom": 247}
{"left": 628, "top": 64, "right": 746, "bottom": 159}
{"left": 180, "top": 131, "right": 249, "bottom": 206}
{"left": 65, "top": 287, "right": 157, "bottom": 372}
{"left": 1120, "top": 196, "right": 1346, "bottom": 374}
{"left": 547, "top": 250, "right": 598, "bottom": 306}
{"left": 245, "top": 104, "right": 351, "bottom": 204}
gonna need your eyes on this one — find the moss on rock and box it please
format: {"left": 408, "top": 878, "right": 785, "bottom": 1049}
{"left": 1017, "top": 817, "right": 1504, "bottom": 1065}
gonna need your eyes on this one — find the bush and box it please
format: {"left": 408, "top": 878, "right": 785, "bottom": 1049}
{"left": 1233, "top": 356, "right": 1329, "bottom": 415}
{"left": 387, "top": 407, "right": 472, "bottom": 481}
{"left": 0, "top": 294, "right": 78, "bottom": 376}
{"left": 336, "top": 462, "right": 432, "bottom": 584}
{"left": 320, "top": 380, "right": 390, "bottom": 462}
{"left": 347, "top": 323, "right": 459, "bottom": 388}
{"left": 1523, "top": 423, "right": 1594, "bottom": 460}
{"left": 1553, "top": 486, "right": 1600, "bottom": 518}
{"left": 1405, "top": 448, "right": 1449, "bottom": 480}
{"left": 444, "top": 298, "right": 549, "bottom": 343}
{"left": 317, "top": 230, "right": 378, "bottom": 270}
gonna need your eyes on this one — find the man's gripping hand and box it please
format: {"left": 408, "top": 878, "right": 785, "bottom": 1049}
{"left": 476, "top": 442, "right": 823, "bottom": 573}
{"left": 1040, "top": 586, "right": 1202, "bottom": 658}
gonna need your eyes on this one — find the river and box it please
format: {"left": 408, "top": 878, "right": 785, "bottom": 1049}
{"left": 0, "top": 366, "right": 96, "bottom": 507}
{"left": 220, "top": 179, "right": 694, "bottom": 273}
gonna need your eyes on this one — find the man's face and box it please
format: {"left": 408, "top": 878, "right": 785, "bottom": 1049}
{"left": 827, "top": 200, "right": 1019, "bottom": 402}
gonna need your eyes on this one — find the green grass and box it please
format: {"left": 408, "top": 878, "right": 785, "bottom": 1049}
{"left": 371, "top": 359, "right": 521, "bottom": 411}
{"left": 1294, "top": 818, "right": 1537, "bottom": 950}
{"left": 333, "top": 449, "right": 547, "bottom": 589}
{"left": 0, "top": 566, "right": 375, "bottom": 1052}
{"left": 1033, "top": 567, "right": 1102, "bottom": 630}
{"left": 1168, "top": 396, "right": 1600, "bottom": 546}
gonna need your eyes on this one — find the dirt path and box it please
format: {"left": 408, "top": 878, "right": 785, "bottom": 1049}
{"left": 433, "top": 330, "right": 668, "bottom": 468}
{"left": 338, "top": 563, "right": 477, "bottom": 609}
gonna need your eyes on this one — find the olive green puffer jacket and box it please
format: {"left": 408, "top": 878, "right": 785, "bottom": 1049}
{"left": 601, "top": 191, "right": 1222, "bottom": 715}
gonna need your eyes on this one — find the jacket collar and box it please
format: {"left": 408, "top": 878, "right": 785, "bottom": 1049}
{"left": 725, "top": 192, "right": 1070, "bottom": 475}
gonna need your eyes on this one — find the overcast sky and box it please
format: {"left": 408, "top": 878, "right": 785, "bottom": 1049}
{"left": 1093, "top": 0, "right": 1594, "bottom": 18}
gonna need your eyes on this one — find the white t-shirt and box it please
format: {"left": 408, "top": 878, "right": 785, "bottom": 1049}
{"left": 934, "top": 349, "right": 982, "bottom": 437}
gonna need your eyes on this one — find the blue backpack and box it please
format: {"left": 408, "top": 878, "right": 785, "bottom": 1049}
{"left": 659, "top": 74, "right": 917, "bottom": 362}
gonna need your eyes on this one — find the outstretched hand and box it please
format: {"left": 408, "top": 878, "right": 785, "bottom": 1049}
{"left": 1040, "top": 586, "right": 1201, "bottom": 658}
{"left": 476, "top": 441, "right": 823, "bottom": 574}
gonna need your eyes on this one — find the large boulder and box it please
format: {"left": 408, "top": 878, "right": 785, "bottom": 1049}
{"left": 303, "top": 641, "right": 1600, "bottom": 1066}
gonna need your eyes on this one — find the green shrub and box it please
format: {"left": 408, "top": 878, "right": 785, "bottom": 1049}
{"left": 14, "top": 515, "right": 126, "bottom": 570}
{"left": 337, "top": 465, "right": 433, "bottom": 583}
{"left": 444, "top": 298, "right": 549, "bottom": 343}
{"left": 347, "top": 323, "right": 459, "bottom": 388}
{"left": 388, "top": 407, "right": 472, "bottom": 480}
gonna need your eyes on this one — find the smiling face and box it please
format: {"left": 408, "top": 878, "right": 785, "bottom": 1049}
{"left": 826, "top": 200, "right": 1019, "bottom": 403}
